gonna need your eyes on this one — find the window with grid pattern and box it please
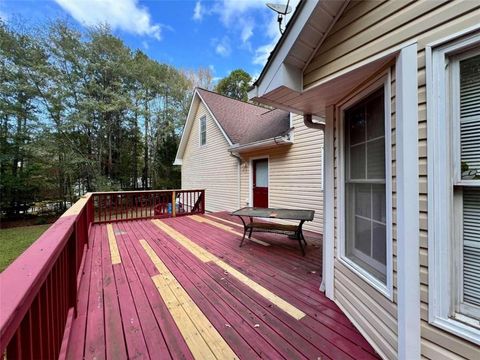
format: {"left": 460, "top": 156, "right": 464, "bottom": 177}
{"left": 344, "top": 88, "right": 387, "bottom": 284}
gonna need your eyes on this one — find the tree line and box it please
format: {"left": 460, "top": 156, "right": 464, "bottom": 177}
{"left": 0, "top": 19, "right": 218, "bottom": 218}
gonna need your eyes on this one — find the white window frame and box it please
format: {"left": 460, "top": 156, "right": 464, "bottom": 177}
{"left": 336, "top": 71, "right": 394, "bottom": 300}
{"left": 427, "top": 30, "right": 480, "bottom": 345}
{"left": 199, "top": 116, "right": 207, "bottom": 146}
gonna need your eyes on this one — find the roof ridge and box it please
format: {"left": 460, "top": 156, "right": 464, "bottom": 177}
{"left": 196, "top": 87, "right": 273, "bottom": 111}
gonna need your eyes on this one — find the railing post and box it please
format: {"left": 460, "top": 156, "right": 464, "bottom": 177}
{"left": 172, "top": 191, "right": 176, "bottom": 217}
{"left": 201, "top": 190, "right": 205, "bottom": 214}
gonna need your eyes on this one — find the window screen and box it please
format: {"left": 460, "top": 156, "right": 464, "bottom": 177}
{"left": 345, "top": 88, "right": 387, "bottom": 284}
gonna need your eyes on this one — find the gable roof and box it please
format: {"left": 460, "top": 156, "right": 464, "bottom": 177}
{"left": 174, "top": 88, "right": 290, "bottom": 165}
{"left": 196, "top": 88, "right": 290, "bottom": 144}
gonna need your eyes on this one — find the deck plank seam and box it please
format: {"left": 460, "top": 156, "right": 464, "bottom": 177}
{"left": 133, "top": 221, "right": 295, "bottom": 360}
{"left": 138, "top": 220, "right": 336, "bottom": 360}
{"left": 151, "top": 219, "right": 306, "bottom": 321}
{"left": 140, "top": 239, "right": 238, "bottom": 360}
{"left": 117, "top": 221, "right": 193, "bottom": 360}
{"left": 153, "top": 218, "right": 376, "bottom": 358}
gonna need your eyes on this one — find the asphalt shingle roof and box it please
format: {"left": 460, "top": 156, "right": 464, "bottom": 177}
{"left": 196, "top": 88, "right": 290, "bottom": 145}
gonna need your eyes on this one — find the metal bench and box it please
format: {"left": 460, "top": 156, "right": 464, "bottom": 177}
{"left": 231, "top": 207, "right": 315, "bottom": 256}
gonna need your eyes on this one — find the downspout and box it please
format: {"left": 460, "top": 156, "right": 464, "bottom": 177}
{"left": 303, "top": 113, "right": 325, "bottom": 130}
{"left": 229, "top": 151, "right": 243, "bottom": 208}
{"left": 304, "top": 113, "right": 327, "bottom": 293}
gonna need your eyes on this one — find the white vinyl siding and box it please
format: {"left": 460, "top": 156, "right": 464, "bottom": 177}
{"left": 199, "top": 116, "right": 207, "bottom": 146}
{"left": 239, "top": 114, "right": 324, "bottom": 234}
{"left": 181, "top": 102, "right": 238, "bottom": 212}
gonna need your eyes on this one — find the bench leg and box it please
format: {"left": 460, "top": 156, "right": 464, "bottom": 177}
{"left": 301, "top": 232, "right": 307, "bottom": 246}
{"left": 298, "top": 236, "right": 305, "bottom": 256}
{"left": 248, "top": 227, "right": 253, "bottom": 239}
{"left": 297, "top": 220, "right": 306, "bottom": 256}
{"left": 240, "top": 227, "right": 247, "bottom": 247}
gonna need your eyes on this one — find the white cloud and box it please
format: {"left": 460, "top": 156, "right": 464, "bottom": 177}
{"left": 54, "top": 0, "right": 163, "bottom": 40}
{"left": 142, "top": 40, "right": 149, "bottom": 50}
{"left": 214, "top": 36, "right": 231, "bottom": 57}
{"left": 193, "top": 1, "right": 203, "bottom": 21}
{"left": 253, "top": 42, "right": 274, "bottom": 65}
{"left": 240, "top": 19, "right": 254, "bottom": 44}
{"left": 252, "top": 0, "right": 300, "bottom": 66}
{"left": 214, "top": 0, "right": 264, "bottom": 26}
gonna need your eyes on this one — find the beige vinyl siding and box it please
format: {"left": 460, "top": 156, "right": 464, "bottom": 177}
{"left": 330, "top": 64, "right": 398, "bottom": 360}
{"left": 239, "top": 114, "right": 324, "bottom": 234}
{"left": 181, "top": 101, "right": 238, "bottom": 212}
{"left": 307, "top": 1, "right": 480, "bottom": 359}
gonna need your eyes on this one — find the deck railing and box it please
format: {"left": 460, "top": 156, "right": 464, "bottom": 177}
{"left": 0, "top": 189, "right": 204, "bottom": 359}
{"left": 92, "top": 189, "right": 205, "bottom": 223}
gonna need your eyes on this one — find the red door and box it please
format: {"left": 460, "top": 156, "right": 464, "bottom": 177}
{"left": 253, "top": 159, "right": 268, "bottom": 208}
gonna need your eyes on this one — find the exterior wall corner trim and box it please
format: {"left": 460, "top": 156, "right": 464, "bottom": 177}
{"left": 396, "top": 42, "right": 421, "bottom": 360}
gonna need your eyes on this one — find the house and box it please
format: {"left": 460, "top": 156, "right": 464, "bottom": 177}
{"left": 249, "top": 0, "right": 480, "bottom": 359}
{"left": 174, "top": 88, "right": 324, "bottom": 233}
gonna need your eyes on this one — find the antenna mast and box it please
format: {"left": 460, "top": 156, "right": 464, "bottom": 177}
{"left": 266, "top": 0, "right": 292, "bottom": 34}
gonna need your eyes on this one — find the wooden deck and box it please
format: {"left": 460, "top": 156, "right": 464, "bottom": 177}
{"left": 66, "top": 212, "right": 379, "bottom": 360}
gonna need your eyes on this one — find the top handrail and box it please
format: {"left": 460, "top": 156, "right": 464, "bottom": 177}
{"left": 90, "top": 189, "right": 205, "bottom": 195}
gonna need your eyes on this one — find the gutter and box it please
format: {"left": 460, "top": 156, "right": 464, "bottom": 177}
{"left": 228, "top": 135, "right": 293, "bottom": 154}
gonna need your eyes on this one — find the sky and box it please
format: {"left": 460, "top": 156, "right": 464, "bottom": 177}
{"left": 0, "top": 0, "right": 299, "bottom": 82}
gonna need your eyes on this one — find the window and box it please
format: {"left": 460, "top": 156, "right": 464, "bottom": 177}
{"left": 428, "top": 32, "right": 480, "bottom": 344}
{"left": 452, "top": 51, "right": 480, "bottom": 323}
{"left": 199, "top": 116, "right": 206, "bottom": 146}
{"left": 339, "top": 75, "right": 392, "bottom": 297}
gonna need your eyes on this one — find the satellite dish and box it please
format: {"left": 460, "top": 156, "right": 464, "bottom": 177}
{"left": 266, "top": 3, "right": 292, "bottom": 15}
{"left": 266, "top": 1, "right": 292, "bottom": 34}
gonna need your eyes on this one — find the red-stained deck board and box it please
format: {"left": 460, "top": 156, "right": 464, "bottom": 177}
{"left": 206, "top": 212, "right": 322, "bottom": 258}
{"left": 66, "top": 215, "right": 379, "bottom": 360}
{"left": 174, "top": 217, "right": 363, "bottom": 336}
{"left": 182, "top": 215, "right": 323, "bottom": 279}
{"left": 113, "top": 223, "right": 172, "bottom": 359}
{"left": 177, "top": 217, "right": 324, "bottom": 289}
{"left": 130, "top": 220, "right": 317, "bottom": 360}
{"left": 135, "top": 220, "right": 335, "bottom": 360}
{"left": 114, "top": 221, "right": 194, "bottom": 360}
{"left": 175, "top": 217, "right": 373, "bottom": 353}
{"left": 123, "top": 221, "right": 268, "bottom": 360}
{"left": 100, "top": 222, "right": 128, "bottom": 360}
{"left": 165, "top": 218, "right": 350, "bottom": 321}
{"left": 67, "top": 228, "right": 94, "bottom": 360}
{"left": 84, "top": 225, "right": 106, "bottom": 360}
{"left": 110, "top": 238, "right": 150, "bottom": 359}
{"left": 145, "top": 218, "right": 376, "bottom": 359}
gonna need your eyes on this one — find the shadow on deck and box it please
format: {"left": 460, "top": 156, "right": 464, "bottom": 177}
{"left": 68, "top": 212, "right": 379, "bottom": 360}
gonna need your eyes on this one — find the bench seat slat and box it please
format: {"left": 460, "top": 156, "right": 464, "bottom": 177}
{"left": 246, "top": 222, "right": 298, "bottom": 232}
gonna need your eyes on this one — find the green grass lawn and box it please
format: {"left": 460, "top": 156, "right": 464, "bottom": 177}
{"left": 0, "top": 224, "right": 51, "bottom": 272}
